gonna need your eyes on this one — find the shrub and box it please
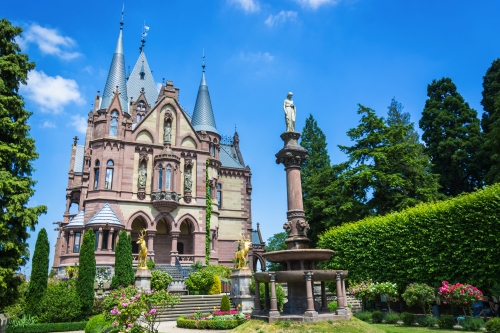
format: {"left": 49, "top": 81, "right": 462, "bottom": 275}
{"left": 372, "top": 310, "right": 383, "bottom": 323}
{"left": 77, "top": 229, "right": 96, "bottom": 319}
{"left": 400, "top": 312, "right": 415, "bottom": 326}
{"left": 220, "top": 294, "right": 231, "bottom": 311}
{"left": 84, "top": 314, "right": 111, "bottom": 333}
{"left": 401, "top": 283, "right": 435, "bottom": 314}
{"left": 438, "top": 281, "right": 484, "bottom": 315}
{"left": 111, "top": 230, "right": 134, "bottom": 290}
{"left": 318, "top": 184, "right": 500, "bottom": 290}
{"left": 176, "top": 315, "right": 247, "bottom": 330}
{"left": 438, "top": 315, "right": 455, "bottom": 329}
{"left": 208, "top": 275, "right": 221, "bottom": 295}
{"left": 26, "top": 228, "right": 50, "bottom": 316}
{"left": 8, "top": 315, "right": 37, "bottom": 328}
{"left": 4, "top": 280, "right": 29, "bottom": 320}
{"left": 461, "top": 318, "right": 483, "bottom": 331}
{"left": 146, "top": 258, "right": 155, "bottom": 270}
{"left": 384, "top": 313, "right": 400, "bottom": 324}
{"left": 416, "top": 315, "right": 438, "bottom": 327}
{"left": 38, "top": 279, "right": 82, "bottom": 323}
{"left": 249, "top": 279, "right": 286, "bottom": 312}
{"left": 6, "top": 321, "right": 88, "bottom": 333}
{"left": 150, "top": 270, "right": 173, "bottom": 290}
{"left": 203, "top": 265, "right": 231, "bottom": 281}
{"left": 328, "top": 301, "right": 338, "bottom": 312}
{"left": 485, "top": 317, "right": 500, "bottom": 333}
{"left": 354, "top": 311, "right": 372, "bottom": 322}
{"left": 185, "top": 269, "right": 214, "bottom": 292}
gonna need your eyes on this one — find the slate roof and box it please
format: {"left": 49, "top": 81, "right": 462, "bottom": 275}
{"left": 191, "top": 71, "right": 218, "bottom": 134}
{"left": 66, "top": 209, "right": 85, "bottom": 227}
{"left": 251, "top": 229, "right": 262, "bottom": 245}
{"left": 74, "top": 145, "right": 84, "bottom": 174}
{"left": 127, "top": 51, "right": 158, "bottom": 106}
{"left": 219, "top": 144, "right": 244, "bottom": 169}
{"left": 100, "top": 26, "right": 129, "bottom": 113}
{"left": 86, "top": 203, "right": 123, "bottom": 226}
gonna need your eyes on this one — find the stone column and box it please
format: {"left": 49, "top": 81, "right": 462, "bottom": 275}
{"left": 304, "top": 271, "right": 317, "bottom": 317}
{"left": 68, "top": 230, "right": 74, "bottom": 254}
{"left": 269, "top": 272, "right": 280, "bottom": 317}
{"left": 97, "top": 228, "right": 103, "bottom": 251}
{"left": 170, "top": 232, "right": 179, "bottom": 264}
{"left": 254, "top": 281, "right": 262, "bottom": 312}
{"left": 264, "top": 283, "right": 270, "bottom": 311}
{"left": 107, "top": 228, "right": 114, "bottom": 252}
{"left": 321, "top": 281, "right": 329, "bottom": 312}
{"left": 62, "top": 231, "right": 68, "bottom": 254}
{"left": 336, "top": 271, "right": 346, "bottom": 314}
{"left": 147, "top": 231, "right": 155, "bottom": 261}
{"left": 342, "top": 274, "right": 350, "bottom": 312}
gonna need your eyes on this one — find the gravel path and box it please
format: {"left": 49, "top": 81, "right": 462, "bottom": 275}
{"left": 62, "top": 320, "right": 232, "bottom": 333}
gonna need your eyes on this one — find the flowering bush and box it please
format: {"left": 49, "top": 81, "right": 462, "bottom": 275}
{"left": 438, "top": 281, "right": 483, "bottom": 315}
{"left": 401, "top": 283, "right": 435, "bottom": 314}
{"left": 349, "top": 280, "right": 377, "bottom": 300}
{"left": 104, "top": 285, "right": 180, "bottom": 333}
{"left": 150, "top": 270, "right": 172, "bottom": 291}
{"left": 177, "top": 307, "right": 250, "bottom": 330}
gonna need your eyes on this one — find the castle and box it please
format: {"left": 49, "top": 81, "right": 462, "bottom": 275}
{"left": 51, "top": 20, "right": 255, "bottom": 274}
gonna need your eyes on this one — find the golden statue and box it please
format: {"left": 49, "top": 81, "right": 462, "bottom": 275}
{"left": 137, "top": 228, "right": 148, "bottom": 270}
{"left": 233, "top": 235, "right": 252, "bottom": 269}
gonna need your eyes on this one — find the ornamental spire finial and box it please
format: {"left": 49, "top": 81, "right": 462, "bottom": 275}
{"left": 202, "top": 48, "right": 205, "bottom": 72}
{"left": 120, "top": 4, "right": 125, "bottom": 28}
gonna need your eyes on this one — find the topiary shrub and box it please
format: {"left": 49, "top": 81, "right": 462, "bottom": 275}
{"left": 486, "top": 317, "right": 500, "bottom": 333}
{"left": 150, "top": 270, "right": 172, "bottom": 290}
{"left": 384, "top": 313, "right": 400, "bottom": 324}
{"left": 461, "top": 318, "right": 483, "bottom": 332}
{"left": 6, "top": 321, "right": 88, "bottom": 333}
{"left": 328, "top": 301, "right": 338, "bottom": 312}
{"left": 438, "top": 315, "right": 455, "bottom": 329}
{"left": 77, "top": 229, "right": 96, "bottom": 319}
{"left": 111, "top": 230, "right": 134, "bottom": 290}
{"left": 372, "top": 310, "right": 383, "bottom": 323}
{"left": 208, "top": 275, "right": 221, "bottom": 295}
{"left": 354, "top": 311, "right": 372, "bottom": 322}
{"left": 84, "top": 314, "right": 111, "bottom": 333}
{"left": 416, "top": 315, "right": 438, "bottom": 327}
{"left": 400, "top": 312, "right": 415, "bottom": 326}
{"left": 220, "top": 294, "right": 231, "bottom": 311}
{"left": 26, "top": 228, "right": 49, "bottom": 317}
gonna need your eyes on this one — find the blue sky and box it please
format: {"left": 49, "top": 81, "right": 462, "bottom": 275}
{"left": 3, "top": 0, "right": 500, "bottom": 275}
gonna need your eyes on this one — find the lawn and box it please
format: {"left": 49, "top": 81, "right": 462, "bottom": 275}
{"left": 373, "top": 324, "right": 462, "bottom": 333}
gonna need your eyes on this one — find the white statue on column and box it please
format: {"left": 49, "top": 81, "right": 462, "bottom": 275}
{"left": 283, "top": 92, "right": 296, "bottom": 132}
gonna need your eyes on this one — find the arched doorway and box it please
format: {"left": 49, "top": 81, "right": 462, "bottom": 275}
{"left": 178, "top": 219, "right": 194, "bottom": 257}
{"left": 130, "top": 217, "right": 147, "bottom": 255}
{"left": 154, "top": 218, "right": 170, "bottom": 264}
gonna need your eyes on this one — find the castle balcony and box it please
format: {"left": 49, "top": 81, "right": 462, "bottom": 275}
{"left": 151, "top": 191, "right": 181, "bottom": 214}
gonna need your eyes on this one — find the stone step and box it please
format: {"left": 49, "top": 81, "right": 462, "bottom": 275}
{"left": 158, "top": 294, "right": 227, "bottom": 321}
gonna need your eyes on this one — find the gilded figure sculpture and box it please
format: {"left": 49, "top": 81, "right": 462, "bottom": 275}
{"left": 283, "top": 92, "right": 296, "bottom": 132}
{"left": 233, "top": 235, "right": 252, "bottom": 269}
{"left": 137, "top": 228, "right": 148, "bottom": 270}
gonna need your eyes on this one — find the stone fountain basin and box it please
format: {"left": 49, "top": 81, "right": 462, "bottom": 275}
{"left": 262, "top": 249, "right": 335, "bottom": 263}
{"left": 254, "top": 270, "right": 347, "bottom": 283}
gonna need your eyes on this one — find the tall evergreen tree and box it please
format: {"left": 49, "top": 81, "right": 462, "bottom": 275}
{"left": 26, "top": 228, "right": 49, "bottom": 316}
{"left": 77, "top": 229, "right": 96, "bottom": 318}
{"left": 480, "top": 58, "right": 500, "bottom": 183}
{"left": 419, "top": 78, "right": 482, "bottom": 196}
{"left": 110, "top": 230, "right": 134, "bottom": 289}
{"left": 0, "top": 18, "right": 47, "bottom": 311}
{"left": 300, "top": 114, "right": 335, "bottom": 246}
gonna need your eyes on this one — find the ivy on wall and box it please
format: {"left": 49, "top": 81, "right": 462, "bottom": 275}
{"left": 205, "top": 159, "right": 213, "bottom": 265}
{"left": 318, "top": 183, "right": 500, "bottom": 292}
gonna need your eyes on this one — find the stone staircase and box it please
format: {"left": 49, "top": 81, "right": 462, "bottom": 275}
{"left": 157, "top": 294, "right": 225, "bottom": 321}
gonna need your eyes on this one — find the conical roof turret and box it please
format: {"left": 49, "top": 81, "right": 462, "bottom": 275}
{"left": 127, "top": 45, "right": 158, "bottom": 106}
{"left": 191, "top": 63, "right": 218, "bottom": 134}
{"left": 100, "top": 22, "right": 129, "bottom": 113}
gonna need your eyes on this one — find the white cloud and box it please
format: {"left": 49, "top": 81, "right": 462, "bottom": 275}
{"left": 82, "top": 66, "right": 93, "bottom": 74}
{"left": 19, "top": 23, "right": 81, "bottom": 60}
{"left": 294, "top": 0, "right": 340, "bottom": 10}
{"left": 240, "top": 51, "right": 274, "bottom": 63}
{"left": 229, "top": 0, "right": 260, "bottom": 12}
{"left": 69, "top": 115, "right": 87, "bottom": 134}
{"left": 21, "top": 70, "right": 84, "bottom": 114}
{"left": 40, "top": 120, "right": 56, "bottom": 129}
{"left": 265, "top": 11, "right": 298, "bottom": 27}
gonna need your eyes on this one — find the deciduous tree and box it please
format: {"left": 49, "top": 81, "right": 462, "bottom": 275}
{"left": 265, "top": 232, "right": 287, "bottom": 271}
{"left": 0, "top": 18, "right": 47, "bottom": 311}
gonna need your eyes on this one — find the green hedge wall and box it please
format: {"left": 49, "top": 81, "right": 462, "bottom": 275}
{"left": 317, "top": 183, "right": 500, "bottom": 292}
{"left": 6, "top": 321, "right": 88, "bottom": 333}
{"left": 176, "top": 316, "right": 246, "bottom": 330}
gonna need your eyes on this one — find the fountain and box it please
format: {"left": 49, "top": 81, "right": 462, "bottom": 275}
{"left": 251, "top": 93, "right": 351, "bottom": 322}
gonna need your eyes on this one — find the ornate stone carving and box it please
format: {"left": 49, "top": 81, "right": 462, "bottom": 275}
{"left": 139, "top": 151, "right": 149, "bottom": 164}
{"left": 283, "top": 92, "right": 296, "bottom": 132}
{"left": 297, "top": 220, "right": 310, "bottom": 236}
{"left": 163, "top": 121, "right": 172, "bottom": 144}
{"left": 287, "top": 211, "right": 306, "bottom": 219}
{"left": 283, "top": 221, "right": 292, "bottom": 233}
{"left": 137, "top": 189, "right": 146, "bottom": 200}
{"left": 138, "top": 165, "right": 147, "bottom": 189}
{"left": 276, "top": 151, "right": 308, "bottom": 168}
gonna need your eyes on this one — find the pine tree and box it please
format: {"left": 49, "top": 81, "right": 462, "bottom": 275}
{"left": 480, "top": 58, "right": 500, "bottom": 183}
{"left": 26, "top": 228, "right": 49, "bottom": 316}
{"left": 0, "top": 18, "right": 47, "bottom": 311}
{"left": 300, "top": 114, "right": 335, "bottom": 246}
{"left": 111, "top": 230, "right": 134, "bottom": 289}
{"left": 419, "top": 78, "right": 482, "bottom": 196}
{"left": 77, "top": 229, "right": 96, "bottom": 319}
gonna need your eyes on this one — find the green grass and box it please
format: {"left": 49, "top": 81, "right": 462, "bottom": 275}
{"left": 373, "top": 324, "right": 468, "bottom": 333}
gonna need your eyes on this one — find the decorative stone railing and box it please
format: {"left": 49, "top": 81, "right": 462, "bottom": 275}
{"left": 150, "top": 191, "right": 181, "bottom": 213}
{"left": 177, "top": 255, "right": 194, "bottom": 264}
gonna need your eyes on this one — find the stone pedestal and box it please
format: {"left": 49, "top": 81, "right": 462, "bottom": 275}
{"left": 0, "top": 313, "right": 9, "bottom": 333}
{"left": 135, "top": 268, "right": 152, "bottom": 291}
{"left": 230, "top": 268, "right": 254, "bottom": 312}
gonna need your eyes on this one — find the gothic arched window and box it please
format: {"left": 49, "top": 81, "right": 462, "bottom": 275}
{"left": 109, "top": 111, "right": 119, "bottom": 136}
{"left": 166, "top": 164, "right": 172, "bottom": 190}
{"left": 94, "top": 160, "right": 100, "bottom": 189}
{"left": 158, "top": 164, "right": 163, "bottom": 190}
{"left": 105, "top": 159, "right": 114, "bottom": 189}
{"left": 211, "top": 145, "right": 215, "bottom": 157}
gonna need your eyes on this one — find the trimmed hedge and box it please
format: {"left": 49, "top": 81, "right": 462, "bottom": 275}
{"left": 176, "top": 316, "right": 246, "bottom": 330}
{"left": 318, "top": 183, "right": 500, "bottom": 291}
{"left": 6, "top": 321, "right": 88, "bottom": 333}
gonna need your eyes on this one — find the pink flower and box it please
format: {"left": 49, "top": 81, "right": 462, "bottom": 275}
{"left": 150, "top": 309, "right": 157, "bottom": 314}
{"left": 128, "top": 324, "right": 132, "bottom": 328}
{"left": 113, "top": 322, "right": 117, "bottom": 326}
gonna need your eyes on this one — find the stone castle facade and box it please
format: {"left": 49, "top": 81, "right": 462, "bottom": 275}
{"left": 52, "top": 21, "right": 253, "bottom": 273}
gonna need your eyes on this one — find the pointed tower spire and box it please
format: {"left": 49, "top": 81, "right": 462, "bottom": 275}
{"left": 100, "top": 10, "right": 129, "bottom": 113}
{"left": 191, "top": 52, "right": 218, "bottom": 134}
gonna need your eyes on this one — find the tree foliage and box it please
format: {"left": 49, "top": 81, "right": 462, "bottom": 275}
{"left": 265, "top": 232, "right": 287, "bottom": 271}
{"left": 111, "top": 230, "right": 134, "bottom": 290}
{"left": 419, "top": 78, "right": 482, "bottom": 196}
{"left": 0, "top": 18, "right": 47, "bottom": 311}
{"left": 77, "top": 229, "right": 96, "bottom": 319}
{"left": 26, "top": 228, "right": 49, "bottom": 316}
{"left": 481, "top": 58, "right": 500, "bottom": 184}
